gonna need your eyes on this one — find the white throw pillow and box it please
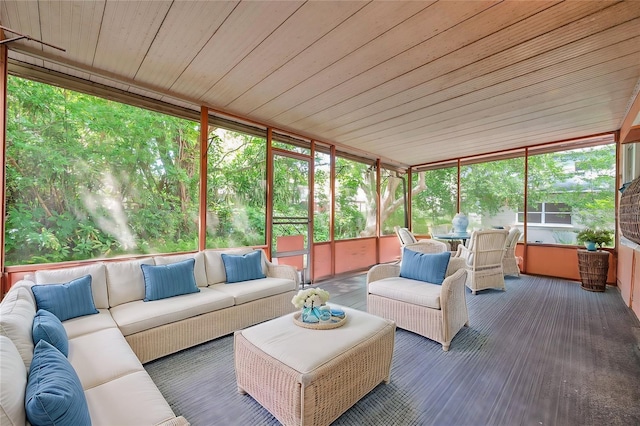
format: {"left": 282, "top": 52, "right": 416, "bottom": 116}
{"left": 153, "top": 252, "right": 207, "bottom": 287}
{"left": 0, "top": 282, "right": 37, "bottom": 368}
{"left": 35, "top": 263, "right": 109, "bottom": 309}
{"left": 105, "top": 258, "right": 155, "bottom": 307}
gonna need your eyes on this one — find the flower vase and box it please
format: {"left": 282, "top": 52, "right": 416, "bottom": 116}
{"left": 452, "top": 213, "right": 469, "bottom": 236}
{"left": 301, "top": 306, "right": 322, "bottom": 323}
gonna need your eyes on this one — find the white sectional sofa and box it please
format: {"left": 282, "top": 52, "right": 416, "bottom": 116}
{"left": 0, "top": 248, "right": 299, "bottom": 426}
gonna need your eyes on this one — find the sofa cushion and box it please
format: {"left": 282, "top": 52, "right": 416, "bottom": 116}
{"left": 0, "top": 336, "right": 27, "bottom": 426}
{"left": 241, "top": 306, "right": 392, "bottom": 374}
{"left": 210, "top": 277, "right": 297, "bottom": 305}
{"left": 221, "top": 250, "right": 266, "bottom": 283}
{"left": 400, "top": 249, "right": 451, "bottom": 284}
{"left": 68, "top": 328, "right": 144, "bottom": 390}
{"left": 26, "top": 340, "right": 91, "bottom": 426}
{"left": 368, "top": 276, "right": 442, "bottom": 309}
{"left": 31, "top": 275, "right": 99, "bottom": 322}
{"left": 35, "top": 262, "right": 109, "bottom": 309}
{"left": 63, "top": 309, "right": 118, "bottom": 340}
{"left": 154, "top": 251, "right": 207, "bottom": 287}
{"left": 32, "top": 309, "right": 69, "bottom": 357}
{"left": 84, "top": 371, "right": 175, "bottom": 426}
{"left": 141, "top": 259, "right": 200, "bottom": 301}
{"left": 110, "top": 287, "right": 234, "bottom": 336}
{"left": 0, "top": 282, "right": 37, "bottom": 368}
{"left": 204, "top": 247, "right": 258, "bottom": 285}
{"left": 105, "top": 257, "right": 154, "bottom": 307}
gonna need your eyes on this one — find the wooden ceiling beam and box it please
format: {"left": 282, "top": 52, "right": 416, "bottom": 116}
{"left": 620, "top": 77, "right": 640, "bottom": 143}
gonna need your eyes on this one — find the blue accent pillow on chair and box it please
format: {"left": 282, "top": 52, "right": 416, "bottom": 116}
{"left": 400, "top": 249, "right": 451, "bottom": 284}
{"left": 32, "top": 309, "right": 69, "bottom": 357}
{"left": 31, "top": 275, "right": 99, "bottom": 322}
{"left": 25, "top": 340, "right": 92, "bottom": 426}
{"left": 221, "top": 250, "right": 266, "bottom": 283}
{"left": 141, "top": 258, "right": 200, "bottom": 301}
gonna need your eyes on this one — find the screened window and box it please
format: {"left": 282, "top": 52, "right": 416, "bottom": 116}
{"left": 314, "top": 149, "right": 331, "bottom": 242}
{"left": 334, "top": 156, "right": 376, "bottom": 239}
{"left": 411, "top": 164, "right": 457, "bottom": 235}
{"left": 526, "top": 143, "right": 615, "bottom": 245}
{"left": 205, "top": 126, "right": 267, "bottom": 248}
{"left": 460, "top": 155, "right": 525, "bottom": 232}
{"left": 5, "top": 76, "right": 200, "bottom": 265}
{"left": 380, "top": 168, "right": 406, "bottom": 236}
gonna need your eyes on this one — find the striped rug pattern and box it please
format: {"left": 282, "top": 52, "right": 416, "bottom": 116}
{"left": 145, "top": 275, "right": 640, "bottom": 425}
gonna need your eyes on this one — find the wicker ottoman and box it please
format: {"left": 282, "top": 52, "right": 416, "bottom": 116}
{"left": 234, "top": 306, "right": 395, "bottom": 426}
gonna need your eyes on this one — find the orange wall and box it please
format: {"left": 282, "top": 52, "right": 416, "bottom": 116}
{"left": 334, "top": 238, "right": 377, "bottom": 274}
{"left": 524, "top": 245, "right": 616, "bottom": 284}
{"left": 312, "top": 243, "right": 332, "bottom": 281}
{"left": 275, "top": 235, "right": 304, "bottom": 270}
{"left": 379, "top": 235, "right": 401, "bottom": 264}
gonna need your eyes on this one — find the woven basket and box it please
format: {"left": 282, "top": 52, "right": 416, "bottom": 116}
{"left": 576, "top": 250, "right": 609, "bottom": 292}
{"left": 620, "top": 175, "right": 640, "bottom": 245}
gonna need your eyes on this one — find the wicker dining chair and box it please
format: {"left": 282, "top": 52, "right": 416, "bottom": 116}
{"left": 452, "top": 229, "right": 509, "bottom": 294}
{"left": 502, "top": 227, "right": 522, "bottom": 277}
{"left": 394, "top": 226, "right": 451, "bottom": 251}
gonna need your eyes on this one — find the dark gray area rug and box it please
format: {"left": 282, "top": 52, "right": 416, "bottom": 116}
{"left": 145, "top": 275, "right": 640, "bottom": 425}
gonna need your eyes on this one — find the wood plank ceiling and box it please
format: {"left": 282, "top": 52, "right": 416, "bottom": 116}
{"left": 2, "top": 0, "right": 640, "bottom": 167}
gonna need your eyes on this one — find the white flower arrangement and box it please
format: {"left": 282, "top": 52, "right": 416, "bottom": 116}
{"left": 291, "top": 287, "right": 330, "bottom": 309}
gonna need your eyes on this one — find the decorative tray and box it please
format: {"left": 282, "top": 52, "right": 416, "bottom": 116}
{"left": 292, "top": 311, "right": 347, "bottom": 330}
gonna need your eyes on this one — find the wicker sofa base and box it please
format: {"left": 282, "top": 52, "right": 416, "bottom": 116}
{"left": 126, "top": 291, "right": 297, "bottom": 363}
{"left": 234, "top": 314, "right": 395, "bottom": 426}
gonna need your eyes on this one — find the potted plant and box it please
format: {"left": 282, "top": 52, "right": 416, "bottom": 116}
{"left": 575, "top": 228, "right": 613, "bottom": 292}
{"left": 576, "top": 228, "right": 613, "bottom": 251}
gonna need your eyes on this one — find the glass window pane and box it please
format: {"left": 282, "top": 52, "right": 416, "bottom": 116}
{"left": 314, "top": 151, "right": 331, "bottom": 242}
{"left": 411, "top": 166, "right": 457, "bottom": 235}
{"left": 334, "top": 156, "right": 376, "bottom": 239}
{"left": 205, "top": 127, "right": 267, "bottom": 248}
{"left": 5, "top": 76, "right": 199, "bottom": 265}
{"left": 380, "top": 168, "right": 406, "bottom": 236}
{"left": 460, "top": 156, "right": 525, "bottom": 233}
{"left": 527, "top": 144, "right": 615, "bottom": 245}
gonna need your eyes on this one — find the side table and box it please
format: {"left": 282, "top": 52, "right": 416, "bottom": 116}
{"left": 576, "top": 249, "right": 609, "bottom": 292}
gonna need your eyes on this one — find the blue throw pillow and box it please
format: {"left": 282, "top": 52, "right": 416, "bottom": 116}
{"left": 26, "top": 340, "right": 92, "bottom": 426}
{"left": 141, "top": 258, "right": 200, "bottom": 301}
{"left": 221, "top": 250, "right": 266, "bottom": 283}
{"left": 400, "top": 249, "right": 451, "bottom": 284}
{"left": 31, "top": 275, "right": 99, "bottom": 322}
{"left": 32, "top": 309, "right": 69, "bottom": 357}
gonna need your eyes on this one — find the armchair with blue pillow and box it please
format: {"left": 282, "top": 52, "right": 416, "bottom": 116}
{"left": 366, "top": 245, "right": 469, "bottom": 351}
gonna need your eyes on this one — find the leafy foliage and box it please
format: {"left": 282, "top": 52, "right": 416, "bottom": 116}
{"left": 4, "top": 75, "right": 617, "bottom": 266}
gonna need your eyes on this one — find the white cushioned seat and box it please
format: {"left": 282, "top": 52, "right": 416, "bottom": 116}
{"left": 209, "top": 277, "right": 297, "bottom": 305}
{"left": 110, "top": 287, "right": 235, "bottom": 336}
{"left": 63, "top": 309, "right": 118, "bottom": 339}
{"left": 35, "top": 263, "right": 109, "bottom": 309}
{"left": 241, "top": 306, "right": 391, "bottom": 374}
{"left": 0, "top": 282, "right": 37, "bottom": 368}
{"left": 368, "top": 277, "right": 442, "bottom": 310}
{"left": 84, "top": 371, "right": 176, "bottom": 426}
{"left": 0, "top": 336, "right": 27, "bottom": 426}
{"left": 68, "top": 328, "right": 145, "bottom": 390}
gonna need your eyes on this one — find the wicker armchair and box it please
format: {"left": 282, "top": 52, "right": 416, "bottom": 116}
{"left": 452, "top": 229, "right": 509, "bottom": 294}
{"left": 367, "top": 265, "right": 468, "bottom": 351}
{"left": 502, "top": 227, "right": 522, "bottom": 277}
